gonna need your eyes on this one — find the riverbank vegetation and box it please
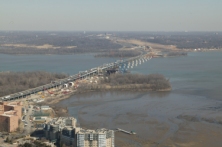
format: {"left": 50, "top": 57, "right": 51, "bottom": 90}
{"left": 0, "top": 31, "right": 122, "bottom": 55}
{"left": 1, "top": 31, "right": 221, "bottom": 56}
{"left": 165, "top": 52, "right": 187, "bottom": 57}
{"left": 95, "top": 50, "right": 141, "bottom": 58}
{"left": 79, "top": 73, "right": 171, "bottom": 91}
{"left": 0, "top": 71, "right": 67, "bottom": 97}
{"left": 115, "top": 32, "right": 222, "bottom": 49}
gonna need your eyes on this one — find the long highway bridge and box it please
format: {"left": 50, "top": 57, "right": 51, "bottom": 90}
{"left": 0, "top": 54, "right": 152, "bottom": 101}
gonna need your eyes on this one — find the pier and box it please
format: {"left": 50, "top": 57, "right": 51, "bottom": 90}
{"left": 116, "top": 128, "right": 136, "bottom": 135}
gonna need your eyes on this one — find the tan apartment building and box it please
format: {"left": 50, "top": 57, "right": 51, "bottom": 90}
{"left": 0, "top": 101, "right": 22, "bottom": 132}
{"left": 44, "top": 117, "right": 115, "bottom": 147}
{"left": 75, "top": 128, "right": 114, "bottom": 147}
{"left": 60, "top": 127, "right": 114, "bottom": 147}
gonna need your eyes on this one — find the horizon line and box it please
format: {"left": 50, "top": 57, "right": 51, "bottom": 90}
{"left": 0, "top": 30, "right": 222, "bottom": 33}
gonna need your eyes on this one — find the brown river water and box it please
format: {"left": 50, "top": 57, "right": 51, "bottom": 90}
{"left": 2, "top": 52, "right": 221, "bottom": 146}
{"left": 56, "top": 52, "right": 222, "bottom": 147}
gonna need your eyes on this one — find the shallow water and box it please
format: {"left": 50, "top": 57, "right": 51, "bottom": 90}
{"left": 56, "top": 51, "right": 222, "bottom": 146}
{"left": 1, "top": 52, "right": 222, "bottom": 146}
{"left": 58, "top": 90, "right": 222, "bottom": 146}
{"left": 1, "top": 52, "right": 222, "bottom": 99}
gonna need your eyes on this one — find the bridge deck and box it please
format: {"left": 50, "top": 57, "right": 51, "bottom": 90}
{"left": 0, "top": 54, "right": 151, "bottom": 101}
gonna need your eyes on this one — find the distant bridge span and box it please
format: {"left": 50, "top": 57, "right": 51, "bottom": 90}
{"left": 0, "top": 54, "right": 152, "bottom": 101}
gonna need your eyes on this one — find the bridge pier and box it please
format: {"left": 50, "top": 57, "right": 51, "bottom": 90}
{"left": 0, "top": 53, "right": 154, "bottom": 101}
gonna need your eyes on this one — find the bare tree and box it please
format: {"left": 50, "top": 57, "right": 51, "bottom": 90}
{"left": 0, "top": 71, "right": 68, "bottom": 97}
{"left": 101, "top": 73, "right": 171, "bottom": 91}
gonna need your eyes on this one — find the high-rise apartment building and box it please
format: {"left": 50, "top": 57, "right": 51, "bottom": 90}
{"left": 44, "top": 117, "right": 115, "bottom": 147}
{"left": 76, "top": 128, "right": 114, "bottom": 147}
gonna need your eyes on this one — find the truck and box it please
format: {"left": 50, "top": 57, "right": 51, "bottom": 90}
{"left": 3, "top": 95, "right": 10, "bottom": 100}
{"left": 5, "top": 95, "right": 10, "bottom": 99}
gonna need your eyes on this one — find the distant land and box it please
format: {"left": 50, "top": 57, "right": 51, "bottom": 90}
{"left": 0, "top": 31, "right": 221, "bottom": 56}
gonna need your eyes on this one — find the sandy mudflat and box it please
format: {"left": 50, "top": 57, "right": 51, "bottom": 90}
{"left": 56, "top": 91, "right": 222, "bottom": 147}
{"left": 1, "top": 43, "right": 76, "bottom": 49}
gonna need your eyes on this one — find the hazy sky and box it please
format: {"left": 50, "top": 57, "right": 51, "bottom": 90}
{"left": 1, "top": 0, "right": 222, "bottom": 31}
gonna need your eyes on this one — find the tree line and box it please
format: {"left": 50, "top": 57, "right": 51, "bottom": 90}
{"left": 0, "top": 71, "right": 67, "bottom": 97}
{"left": 99, "top": 73, "right": 171, "bottom": 91}
{"left": 142, "top": 33, "right": 222, "bottom": 49}
{"left": 94, "top": 50, "right": 141, "bottom": 58}
{"left": 166, "top": 52, "right": 187, "bottom": 57}
{"left": 0, "top": 31, "right": 122, "bottom": 55}
{"left": 18, "top": 141, "right": 52, "bottom": 147}
{"left": 114, "top": 32, "right": 222, "bottom": 49}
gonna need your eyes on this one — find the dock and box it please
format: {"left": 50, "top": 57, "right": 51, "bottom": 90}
{"left": 116, "top": 128, "right": 136, "bottom": 135}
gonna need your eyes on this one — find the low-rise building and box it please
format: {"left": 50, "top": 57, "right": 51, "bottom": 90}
{"left": 0, "top": 101, "right": 22, "bottom": 132}
{"left": 44, "top": 117, "right": 77, "bottom": 143}
{"left": 41, "top": 105, "right": 51, "bottom": 110}
{"left": 32, "top": 98, "right": 44, "bottom": 103}
{"left": 22, "top": 107, "right": 27, "bottom": 115}
{"left": 31, "top": 111, "right": 50, "bottom": 123}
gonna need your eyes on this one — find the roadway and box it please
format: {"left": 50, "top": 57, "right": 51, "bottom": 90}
{"left": 0, "top": 53, "right": 151, "bottom": 101}
{"left": 23, "top": 105, "right": 33, "bottom": 134}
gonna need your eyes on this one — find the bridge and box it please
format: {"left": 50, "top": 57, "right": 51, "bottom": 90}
{"left": 0, "top": 54, "right": 152, "bottom": 101}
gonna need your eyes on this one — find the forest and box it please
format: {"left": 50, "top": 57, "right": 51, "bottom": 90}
{"left": 1, "top": 31, "right": 221, "bottom": 56}
{"left": 101, "top": 73, "right": 171, "bottom": 90}
{"left": 0, "top": 71, "right": 67, "bottom": 97}
{"left": 95, "top": 50, "right": 141, "bottom": 58}
{"left": 0, "top": 31, "right": 122, "bottom": 54}
{"left": 165, "top": 52, "right": 187, "bottom": 57}
{"left": 115, "top": 32, "right": 222, "bottom": 49}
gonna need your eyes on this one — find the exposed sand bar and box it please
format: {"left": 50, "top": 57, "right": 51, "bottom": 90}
{"left": 1, "top": 44, "right": 76, "bottom": 49}
{"left": 55, "top": 91, "right": 222, "bottom": 147}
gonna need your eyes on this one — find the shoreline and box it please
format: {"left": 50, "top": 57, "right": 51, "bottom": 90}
{"left": 52, "top": 86, "right": 222, "bottom": 147}
{"left": 0, "top": 48, "right": 221, "bottom": 56}
{"left": 0, "top": 46, "right": 222, "bottom": 58}
{"left": 44, "top": 86, "right": 171, "bottom": 105}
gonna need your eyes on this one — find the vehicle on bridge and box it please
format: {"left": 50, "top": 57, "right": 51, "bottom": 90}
{"left": 0, "top": 54, "right": 152, "bottom": 101}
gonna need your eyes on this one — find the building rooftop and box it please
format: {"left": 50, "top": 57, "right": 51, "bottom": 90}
{"left": 41, "top": 105, "right": 50, "bottom": 108}
{"left": 1, "top": 110, "right": 17, "bottom": 117}
{"left": 3, "top": 101, "right": 22, "bottom": 107}
{"left": 32, "top": 111, "right": 50, "bottom": 117}
{"left": 77, "top": 128, "right": 113, "bottom": 134}
{"left": 46, "top": 117, "right": 76, "bottom": 128}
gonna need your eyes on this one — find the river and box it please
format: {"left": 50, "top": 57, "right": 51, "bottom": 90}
{"left": 1, "top": 52, "right": 222, "bottom": 146}
{"left": 0, "top": 53, "right": 116, "bottom": 74}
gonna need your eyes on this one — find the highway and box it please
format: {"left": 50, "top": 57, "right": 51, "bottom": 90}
{"left": 0, "top": 53, "right": 151, "bottom": 101}
{"left": 22, "top": 105, "right": 33, "bottom": 134}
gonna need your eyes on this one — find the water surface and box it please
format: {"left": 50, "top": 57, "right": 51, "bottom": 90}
{"left": 1, "top": 52, "right": 222, "bottom": 146}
